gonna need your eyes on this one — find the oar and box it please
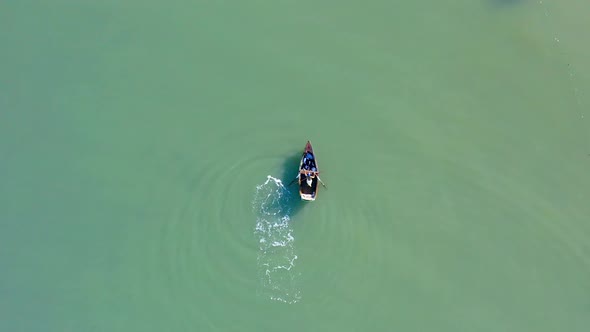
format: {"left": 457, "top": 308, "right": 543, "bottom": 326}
{"left": 317, "top": 176, "right": 327, "bottom": 189}
{"left": 288, "top": 174, "right": 299, "bottom": 186}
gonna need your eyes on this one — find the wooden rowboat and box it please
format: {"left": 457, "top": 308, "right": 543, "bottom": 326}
{"left": 298, "top": 141, "right": 319, "bottom": 201}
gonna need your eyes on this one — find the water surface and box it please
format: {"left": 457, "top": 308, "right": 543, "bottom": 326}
{"left": 1, "top": 1, "right": 589, "bottom": 331}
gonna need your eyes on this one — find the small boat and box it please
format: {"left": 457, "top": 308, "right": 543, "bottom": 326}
{"left": 298, "top": 141, "right": 319, "bottom": 201}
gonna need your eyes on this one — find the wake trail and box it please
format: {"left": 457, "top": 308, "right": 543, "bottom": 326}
{"left": 253, "top": 176, "right": 301, "bottom": 304}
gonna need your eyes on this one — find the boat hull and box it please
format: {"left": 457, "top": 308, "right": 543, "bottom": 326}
{"left": 298, "top": 141, "right": 319, "bottom": 201}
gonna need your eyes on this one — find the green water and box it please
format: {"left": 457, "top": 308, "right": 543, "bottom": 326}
{"left": 2, "top": 0, "right": 590, "bottom": 331}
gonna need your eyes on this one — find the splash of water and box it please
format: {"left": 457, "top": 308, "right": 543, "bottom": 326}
{"left": 253, "top": 176, "right": 301, "bottom": 304}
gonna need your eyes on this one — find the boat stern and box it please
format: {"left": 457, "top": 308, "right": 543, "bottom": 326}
{"left": 300, "top": 193, "right": 316, "bottom": 201}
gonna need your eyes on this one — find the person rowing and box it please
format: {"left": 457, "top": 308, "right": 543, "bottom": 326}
{"left": 301, "top": 170, "right": 318, "bottom": 176}
{"left": 302, "top": 170, "right": 317, "bottom": 187}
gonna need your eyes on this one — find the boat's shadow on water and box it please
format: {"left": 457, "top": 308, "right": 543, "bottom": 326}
{"left": 280, "top": 152, "right": 306, "bottom": 220}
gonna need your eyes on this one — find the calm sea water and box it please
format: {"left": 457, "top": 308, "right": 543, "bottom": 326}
{"left": 2, "top": 1, "right": 589, "bottom": 331}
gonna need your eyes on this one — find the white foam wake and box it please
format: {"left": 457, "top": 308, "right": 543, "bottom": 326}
{"left": 253, "top": 175, "right": 301, "bottom": 304}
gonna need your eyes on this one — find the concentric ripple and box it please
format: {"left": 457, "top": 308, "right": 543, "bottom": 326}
{"left": 127, "top": 140, "right": 302, "bottom": 329}
{"left": 252, "top": 175, "right": 301, "bottom": 304}
{"left": 127, "top": 126, "right": 311, "bottom": 329}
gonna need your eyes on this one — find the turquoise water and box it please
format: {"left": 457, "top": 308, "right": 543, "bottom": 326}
{"left": 2, "top": 1, "right": 589, "bottom": 331}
